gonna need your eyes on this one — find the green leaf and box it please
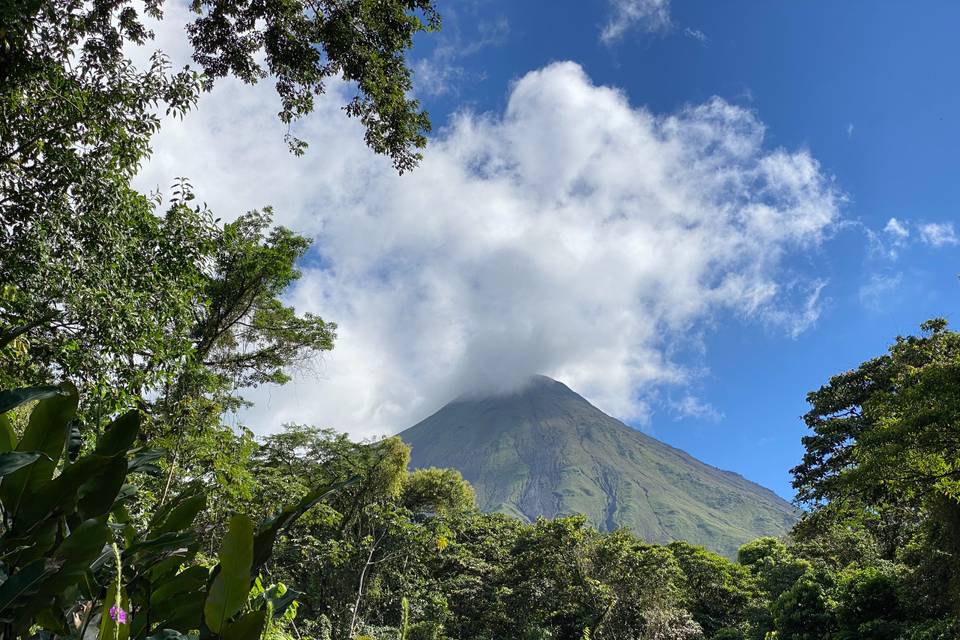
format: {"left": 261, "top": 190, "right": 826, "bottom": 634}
{"left": 152, "top": 591, "right": 204, "bottom": 631}
{"left": 76, "top": 455, "right": 128, "bottom": 520}
{"left": 149, "top": 566, "right": 208, "bottom": 609}
{"left": 0, "top": 414, "right": 16, "bottom": 452}
{"left": 204, "top": 514, "right": 254, "bottom": 633}
{"left": 1, "top": 520, "right": 57, "bottom": 566}
{"left": 126, "top": 531, "right": 194, "bottom": 558}
{"left": 94, "top": 410, "right": 140, "bottom": 457}
{"left": 148, "top": 549, "right": 200, "bottom": 583}
{"left": 0, "top": 558, "right": 60, "bottom": 615}
{"left": 221, "top": 608, "right": 267, "bottom": 640}
{"left": 150, "top": 493, "right": 206, "bottom": 536}
{"left": 0, "top": 451, "right": 45, "bottom": 476}
{"left": 46, "top": 519, "right": 111, "bottom": 585}
{"left": 36, "top": 604, "right": 70, "bottom": 634}
{"left": 0, "top": 385, "right": 63, "bottom": 415}
{"left": 267, "top": 587, "right": 300, "bottom": 619}
{"left": 15, "top": 454, "right": 127, "bottom": 530}
{"left": 0, "top": 383, "right": 78, "bottom": 524}
{"left": 128, "top": 447, "right": 165, "bottom": 475}
{"left": 252, "top": 476, "right": 357, "bottom": 572}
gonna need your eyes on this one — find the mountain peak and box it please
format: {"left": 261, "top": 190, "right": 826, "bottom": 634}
{"left": 401, "top": 377, "right": 797, "bottom": 557}
{"left": 452, "top": 374, "right": 577, "bottom": 403}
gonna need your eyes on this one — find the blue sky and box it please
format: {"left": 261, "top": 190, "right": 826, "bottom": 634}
{"left": 404, "top": 0, "right": 960, "bottom": 499}
{"left": 141, "top": 1, "right": 960, "bottom": 502}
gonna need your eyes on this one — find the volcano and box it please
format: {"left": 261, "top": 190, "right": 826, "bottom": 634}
{"left": 399, "top": 375, "right": 797, "bottom": 557}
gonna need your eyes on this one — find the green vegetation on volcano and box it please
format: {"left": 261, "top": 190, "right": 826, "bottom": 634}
{"left": 401, "top": 375, "right": 797, "bottom": 558}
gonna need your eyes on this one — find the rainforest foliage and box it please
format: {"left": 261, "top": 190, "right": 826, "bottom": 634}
{"left": 1, "top": 3, "right": 958, "bottom": 640}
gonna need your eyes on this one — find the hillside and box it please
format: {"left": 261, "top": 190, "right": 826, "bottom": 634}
{"left": 400, "top": 375, "right": 798, "bottom": 557}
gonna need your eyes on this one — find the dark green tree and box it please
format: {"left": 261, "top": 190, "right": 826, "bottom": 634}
{"left": 793, "top": 319, "right": 960, "bottom": 613}
{"left": 770, "top": 569, "right": 837, "bottom": 640}
{"left": 668, "top": 541, "right": 757, "bottom": 638}
{"left": 835, "top": 565, "right": 905, "bottom": 640}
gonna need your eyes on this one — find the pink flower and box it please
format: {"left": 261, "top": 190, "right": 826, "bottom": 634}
{"left": 109, "top": 605, "right": 128, "bottom": 625}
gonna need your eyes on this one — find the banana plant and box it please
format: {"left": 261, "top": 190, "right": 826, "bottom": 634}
{"left": 0, "top": 385, "right": 356, "bottom": 640}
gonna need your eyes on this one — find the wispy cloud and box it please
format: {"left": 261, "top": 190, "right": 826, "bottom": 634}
{"left": 866, "top": 216, "right": 911, "bottom": 260}
{"left": 672, "top": 395, "right": 723, "bottom": 422}
{"left": 601, "top": 0, "right": 672, "bottom": 44}
{"left": 919, "top": 222, "right": 959, "bottom": 247}
{"left": 884, "top": 217, "right": 909, "bottom": 240}
{"left": 846, "top": 123, "right": 855, "bottom": 138}
{"left": 683, "top": 27, "right": 708, "bottom": 44}
{"left": 859, "top": 272, "right": 903, "bottom": 311}
{"left": 760, "top": 280, "right": 829, "bottom": 339}
{"left": 413, "top": 16, "right": 509, "bottom": 97}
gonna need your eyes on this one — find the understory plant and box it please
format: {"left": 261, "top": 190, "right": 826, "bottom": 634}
{"left": 0, "top": 384, "right": 354, "bottom": 640}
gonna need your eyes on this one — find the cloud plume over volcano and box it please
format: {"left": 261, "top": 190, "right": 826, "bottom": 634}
{"left": 137, "top": 36, "right": 840, "bottom": 437}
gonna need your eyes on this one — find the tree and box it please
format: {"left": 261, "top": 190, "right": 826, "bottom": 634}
{"left": 2, "top": 0, "right": 437, "bottom": 176}
{"left": 247, "top": 426, "right": 439, "bottom": 638}
{"left": 668, "top": 541, "right": 757, "bottom": 639}
{"left": 590, "top": 531, "right": 691, "bottom": 640}
{"left": 401, "top": 468, "right": 476, "bottom": 517}
{"left": 500, "top": 516, "right": 610, "bottom": 639}
{"left": 2, "top": 0, "right": 439, "bottom": 417}
{"left": 834, "top": 565, "right": 905, "bottom": 640}
{"left": 770, "top": 569, "right": 837, "bottom": 640}
{"left": 792, "top": 319, "right": 960, "bottom": 611}
{"left": 149, "top": 209, "right": 337, "bottom": 505}
{"left": 429, "top": 512, "right": 524, "bottom": 639}
{"left": 192, "top": 210, "right": 336, "bottom": 397}
{"left": 0, "top": 192, "right": 216, "bottom": 414}
{"left": 737, "top": 537, "right": 809, "bottom": 602}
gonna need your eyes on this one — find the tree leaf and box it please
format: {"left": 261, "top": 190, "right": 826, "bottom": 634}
{"left": 221, "top": 608, "right": 267, "bottom": 640}
{"left": 0, "top": 383, "right": 77, "bottom": 524}
{"left": 152, "top": 591, "right": 204, "bottom": 632}
{"left": 125, "top": 531, "right": 195, "bottom": 558}
{"left": 204, "top": 514, "right": 254, "bottom": 633}
{"left": 15, "top": 455, "right": 127, "bottom": 531}
{"left": 47, "top": 519, "right": 111, "bottom": 583}
{"left": 0, "top": 558, "right": 60, "bottom": 615}
{"left": 94, "top": 410, "right": 140, "bottom": 457}
{"left": 0, "top": 386, "right": 64, "bottom": 415}
{"left": 252, "top": 476, "right": 357, "bottom": 572}
{"left": 149, "top": 566, "right": 209, "bottom": 610}
{"left": 128, "top": 447, "right": 166, "bottom": 475}
{"left": 150, "top": 493, "right": 206, "bottom": 536}
{"left": 76, "top": 456, "right": 129, "bottom": 520}
{"left": 0, "top": 414, "right": 16, "bottom": 452}
{"left": 0, "top": 451, "right": 45, "bottom": 477}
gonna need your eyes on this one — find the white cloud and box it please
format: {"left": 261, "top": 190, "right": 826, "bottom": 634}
{"left": 866, "top": 216, "right": 910, "bottom": 260}
{"left": 759, "top": 279, "right": 828, "bottom": 339}
{"left": 884, "top": 217, "right": 909, "bottom": 240}
{"left": 859, "top": 272, "right": 903, "bottom": 311}
{"left": 134, "top": 17, "right": 841, "bottom": 439}
{"left": 919, "top": 222, "right": 958, "bottom": 247}
{"left": 846, "top": 123, "right": 854, "bottom": 138}
{"left": 683, "top": 28, "right": 708, "bottom": 44}
{"left": 601, "top": 0, "right": 671, "bottom": 44}
{"left": 671, "top": 395, "right": 722, "bottom": 422}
